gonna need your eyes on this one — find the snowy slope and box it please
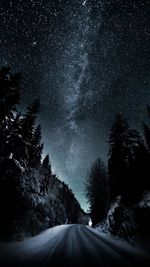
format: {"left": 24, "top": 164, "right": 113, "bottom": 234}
{"left": 95, "top": 192, "right": 150, "bottom": 251}
{"left": 2, "top": 169, "right": 84, "bottom": 240}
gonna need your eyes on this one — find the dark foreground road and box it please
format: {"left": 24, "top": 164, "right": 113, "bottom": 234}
{"left": 0, "top": 224, "right": 150, "bottom": 267}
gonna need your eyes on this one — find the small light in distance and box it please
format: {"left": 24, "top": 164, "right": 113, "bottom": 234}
{"left": 88, "top": 218, "right": 92, "bottom": 227}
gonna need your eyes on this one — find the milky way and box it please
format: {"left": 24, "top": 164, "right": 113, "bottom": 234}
{"left": 1, "top": 0, "right": 150, "bottom": 210}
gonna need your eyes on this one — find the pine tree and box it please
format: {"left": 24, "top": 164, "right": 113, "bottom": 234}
{"left": 0, "top": 67, "right": 23, "bottom": 232}
{"left": 42, "top": 154, "right": 51, "bottom": 173}
{"left": 0, "top": 67, "right": 23, "bottom": 176}
{"left": 143, "top": 123, "right": 150, "bottom": 151}
{"left": 28, "top": 124, "right": 43, "bottom": 168}
{"left": 143, "top": 106, "right": 150, "bottom": 151}
{"left": 85, "top": 158, "right": 108, "bottom": 226}
{"left": 130, "top": 140, "right": 150, "bottom": 203}
{"left": 21, "top": 99, "right": 40, "bottom": 166}
{"left": 0, "top": 67, "right": 21, "bottom": 160}
{"left": 141, "top": 106, "right": 150, "bottom": 191}
{"left": 40, "top": 154, "right": 52, "bottom": 192}
{"left": 0, "top": 67, "right": 21, "bottom": 123}
{"left": 6, "top": 112, "right": 28, "bottom": 168}
{"left": 108, "top": 114, "right": 140, "bottom": 202}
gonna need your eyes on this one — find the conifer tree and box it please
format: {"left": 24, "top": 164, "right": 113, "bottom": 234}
{"left": 0, "top": 67, "right": 22, "bottom": 229}
{"left": 40, "top": 154, "right": 52, "bottom": 192}
{"left": 28, "top": 124, "right": 43, "bottom": 168}
{"left": 21, "top": 99, "right": 40, "bottom": 166}
{"left": 130, "top": 140, "right": 150, "bottom": 203}
{"left": 108, "top": 114, "right": 140, "bottom": 202}
{"left": 85, "top": 158, "right": 108, "bottom": 226}
{"left": 0, "top": 67, "right": 21, "bottom": 123}
{"left": 143, "top": 106, "right": 150, "bottom": 151}
{"left": 0, "top": 67, "right": 21, "bottom": 160}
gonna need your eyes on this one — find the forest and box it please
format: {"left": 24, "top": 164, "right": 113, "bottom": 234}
{"left": 0, "top": 66, "right": 150, "bottom": 246}
{"left": 0, "top": 67, "right": 84, "bottom": 240}
{"left": 86, "top": 104, "right": 150, "bottom": 244}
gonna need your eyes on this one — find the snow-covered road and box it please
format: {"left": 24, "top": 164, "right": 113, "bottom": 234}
{"left": 0, "top": 224, "right": 149, "bottom": 267}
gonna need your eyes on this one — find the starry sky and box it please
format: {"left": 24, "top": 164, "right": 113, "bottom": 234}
{"left": 0, "top": 0, "right": 150, "bottom": 211}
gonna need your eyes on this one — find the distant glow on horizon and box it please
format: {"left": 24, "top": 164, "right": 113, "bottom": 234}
{"left": 89, "top": 219, "right": 92, "bottom": 227}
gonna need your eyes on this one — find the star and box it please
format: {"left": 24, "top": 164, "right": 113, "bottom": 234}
{"left": 0, "top": 0, "right": 149, "bottom": 211}
{"left": 82, "top": 0, "right": 87, "bottom": 6}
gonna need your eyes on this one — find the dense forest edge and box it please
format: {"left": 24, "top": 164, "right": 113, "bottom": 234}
{"left": 85, "top": 105, "right": 150, "bottom": 249}
{"left": 0, "top": 67, "right": 150, "bottom": 248}
{"left": 0, "top": 67, "right": 86, "bottom": 240}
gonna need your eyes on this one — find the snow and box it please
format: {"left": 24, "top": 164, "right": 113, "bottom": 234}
{"left": 0, "top": 225, "right": 69, "bottom": 263}
{"left": 7, "top": 168, "right": 84, "bottom": 240}
{"left": 8, "top": 153, "right": 13, "bottom": 159}
{"left": 94, "top": 220, "right": 109, "bottom": 234}
{"left": 89, "top": 227, "right": 149, "bottom": 258}
{"left": 137, "top": 192, "right": 150, "bottom": 208}
{"left": 49, "top": 192, "right": 58, "bottom": 201}
{"left": 95, "top": 192, "right": 150, "bottom": 252}
{"left": 89, "top": 219, "right": 92, "bottom": 226}
{"left": 0, "top": 224, "right": 149, "bottom": 267}
{"left": 14, "top": 158, "right": 25, "bottom": 172}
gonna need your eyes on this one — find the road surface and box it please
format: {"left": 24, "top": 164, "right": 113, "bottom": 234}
{"left": 0, "top": 224, "right": 150, "bottom": 267}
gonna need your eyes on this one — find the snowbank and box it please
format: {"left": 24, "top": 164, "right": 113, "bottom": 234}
{"left": 95, "top": 192, "right": 150, "bottom": 251}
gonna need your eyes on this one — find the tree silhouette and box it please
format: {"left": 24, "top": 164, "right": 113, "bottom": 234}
{"left": 108, "top": 114, "right": 140, "bottom": 203}
{"left": 143, "top": 106, "right": 150, "bottom": 152}
{"left": 130, "top": 140, "right": 150, "bottom": 203}
{"left": 0, "top": 67, "right": 23, "bottom": 234}
{"left": 28, "top": 124, "right": 43, "bottom": 168}
{"left": 0, "top": 66, "right": 83, "bottom": 238}
{"left": 40, "top": 154, "right": 52, "bottom": 192}
{"left": 0, "top": 66, "right": 21, "bottom": 123}
{"left": 0, "top": 67, "right": 21, "bottom": 160}
{"left": 21, "top": 99, "right": 40, "bottom": 166}
{"left": 85, "top": 158, "right": 108, "bottom": 226}
{"left": 141, "top": 106, "right": 150, "bottom": 191}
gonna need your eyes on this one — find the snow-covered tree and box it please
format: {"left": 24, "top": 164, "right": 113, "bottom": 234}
{"left": 28, "top": 124, "right": 43, "bottom": 168}
{"left": 0, "top": 67, "right": 21, "bottom": 160}
{"left": 0, "top": 66, "right": 84, "bottom": 239}
{"left": 21, "top": 99, "right": 40, "bottom": 166}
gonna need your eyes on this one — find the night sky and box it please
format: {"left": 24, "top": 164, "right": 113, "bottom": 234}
{"left": 1, "top": 0, "right": 150, "bottom": 210}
